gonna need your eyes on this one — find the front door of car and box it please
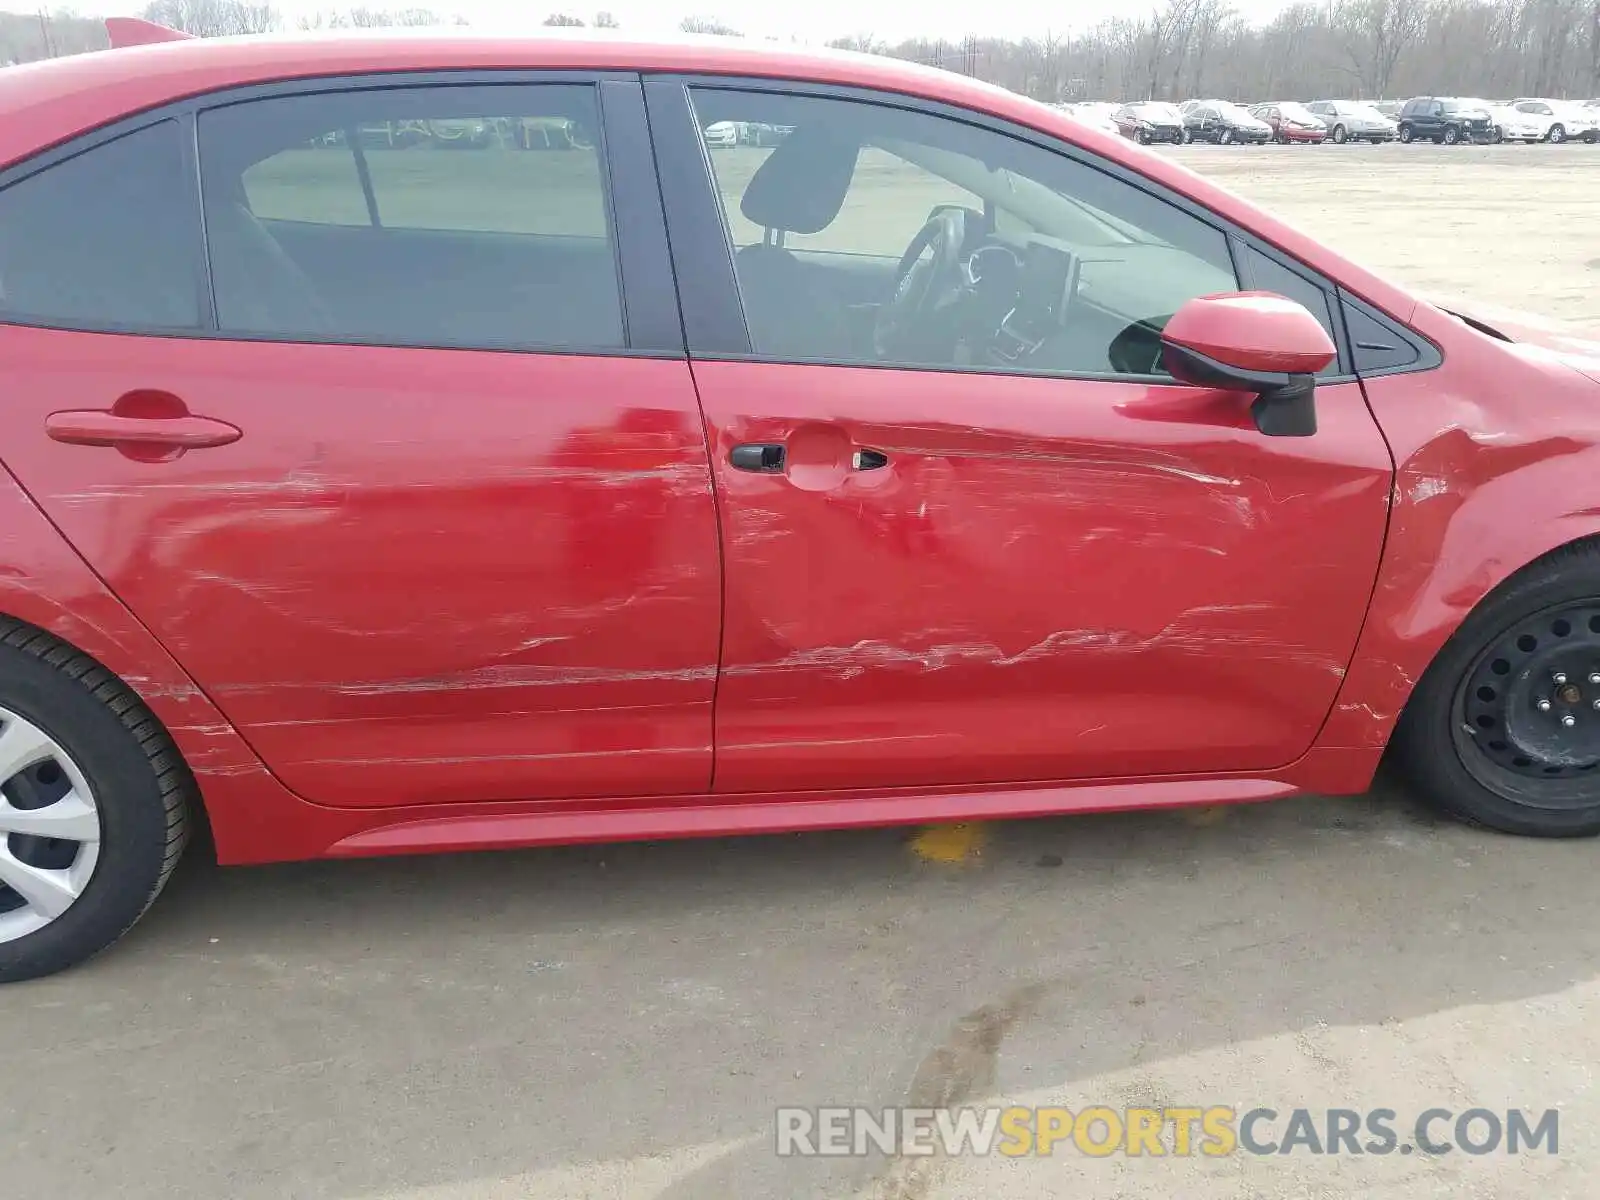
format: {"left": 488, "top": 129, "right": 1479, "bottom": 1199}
{"left": 0, "top": 78, "right": 722, "bottom": 808}
{"left": 652, "top": 80, "right": 1393, "bottom": 795}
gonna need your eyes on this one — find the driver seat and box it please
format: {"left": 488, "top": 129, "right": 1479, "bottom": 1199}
{"left": 732, "top": 125, "right": 859, "bottom": 360}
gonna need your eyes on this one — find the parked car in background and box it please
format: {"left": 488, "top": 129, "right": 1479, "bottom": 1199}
{"left": 1397, "top": 97, "right": 1494, "bottom": 144}
{"left": 1510, "top": 98, "right": 1599, "bottom": 143}
{"left": 702, "top": 119, "right": 739, "bottom": 147}
{"left": 1250, "top": 101, "right": 1327, "bottom": 143}
{"left": 1112, "top": 101, "right": 1185, "bottom": 143}
{"left": 1372, "top": 100, "right": 1402, "bottom": 118}
{"left": 1182, "top": 100, "right": 1273, "bottom": 144}
{"left": 1464, "top": 99, "right": 1551, "bottom": 143}
{"left": 1304, "top": 100, "right": 1398, "bottom": 143}
{"left": 1057, "top": 102, "right": 1120, "bottom": 137}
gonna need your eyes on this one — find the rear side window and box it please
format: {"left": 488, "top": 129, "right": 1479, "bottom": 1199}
{"left": 198, "top": 83, "right": 624, "bottom": 352}
{"left": 0, "top": 121, "right": 201, "bottom": 331}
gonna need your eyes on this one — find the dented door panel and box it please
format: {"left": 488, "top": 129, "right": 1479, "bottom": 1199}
{"left": 0, "top": 328, "right": 722, "bottom": 806}
{"left": 697, "top": 360, "right": 1393, "bottom": 793}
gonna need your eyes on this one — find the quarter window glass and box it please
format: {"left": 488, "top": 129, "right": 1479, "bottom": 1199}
{"left": 0, "top": 121, "right": 200, "bottom": 330}
{"left": 688, "top": 88, "right": 1238, "bottom": 377}
{"left": 199, "top": 85, "right": 623, "bottom": 350}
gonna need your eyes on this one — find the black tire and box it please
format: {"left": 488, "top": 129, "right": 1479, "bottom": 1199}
{"left": 1332, "top": 123, "right": 1348, "bottom": 144}
{"left": 0, "top": 623, "right": 192, "bottom": 982}
{"left": 1398, "top": 123, "right": 1414, "bottom": 143}
{"left": 1492, "top": 125, "right": 1504, "bottom": 144}
{"left": 1137, "top": 128, "right": 1152, "bottom": 144}
{"left": 1442, "top": 125, "right": 1460, "bottom": 144}
{"left": 1390, "top": 543, "right": 1600, "bottom": 837}
{"left": 1219, "top": 127, "right": 1234, "bottom": 145}
{"left": 1548, "top": 124, "right": 1566, "bottom": 144}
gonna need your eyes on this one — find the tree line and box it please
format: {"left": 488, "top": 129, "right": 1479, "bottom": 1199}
{"left": 3, "top": 0, "right": 1595, "bottom": 102}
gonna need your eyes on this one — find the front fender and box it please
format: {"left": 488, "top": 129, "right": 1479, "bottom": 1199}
{"left": 1318, "top": 304, "right": 1600, "bottom": 750}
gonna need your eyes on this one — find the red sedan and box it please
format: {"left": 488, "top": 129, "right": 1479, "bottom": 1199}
{"left": 0, "top": 21, "right": 1598, "bottom": 980}
{"left": 1250, "top": 102, "right": 1330, "bottom": 143}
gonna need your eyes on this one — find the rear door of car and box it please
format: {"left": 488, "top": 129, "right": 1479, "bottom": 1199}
{"left": 0, "top": 74, "right": 723, "bottom": 808}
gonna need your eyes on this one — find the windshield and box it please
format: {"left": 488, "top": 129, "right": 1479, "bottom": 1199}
{"left": 1215, "top": 102, "right": 1257, "bottom": 122}
{"left": 1441, "top": 100, "right": 1483, "bottom": 114}
{"left": 1278, "top": 102, "right": 1319, "bottom": 122}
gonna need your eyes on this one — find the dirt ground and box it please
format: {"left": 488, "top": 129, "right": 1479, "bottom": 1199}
{"left": 1171, "top": 141, "right": 1600, "bottom": 325}
{"left": 5, "top": 142, "right": 1600, "bottom": 1200}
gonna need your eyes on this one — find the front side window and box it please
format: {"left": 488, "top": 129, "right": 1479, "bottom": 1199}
{"left": 688, "top": 87, "right": 1238, "bottom": 378}
{"left": 0, "top": 121, "right": 201, "bottom": 331}
{"left": 198, "top": 83, "right": 623, "bottom": 352}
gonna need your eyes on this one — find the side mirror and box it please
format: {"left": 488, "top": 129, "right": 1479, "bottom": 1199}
{"left": 1160, "top": 292, "right": 1337, "bottom": 437}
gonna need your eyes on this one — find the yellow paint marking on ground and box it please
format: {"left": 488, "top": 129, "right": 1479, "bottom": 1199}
{"left": 909, "top": 822, "right": 989, "bottom": 863}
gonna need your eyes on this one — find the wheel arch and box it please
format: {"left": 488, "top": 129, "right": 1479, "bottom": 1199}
{"left": 0, "top": 467, "right": 277, "bottom": 852}
{"left": 1322, "top": 527, "right": 1600, "bottom": 762}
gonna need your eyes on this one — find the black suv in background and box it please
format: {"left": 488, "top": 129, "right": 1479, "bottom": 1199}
{"left": 1397, "top": 97, "right": 1494, "bottom": 144}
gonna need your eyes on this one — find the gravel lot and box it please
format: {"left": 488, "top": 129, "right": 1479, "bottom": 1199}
{"left": 5, "top": 144, "right": 1600, "bottom": 1200}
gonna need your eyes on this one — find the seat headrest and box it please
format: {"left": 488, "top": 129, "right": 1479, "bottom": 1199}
{"left": 739, "top": 125, "right": 860, "bottom": 235}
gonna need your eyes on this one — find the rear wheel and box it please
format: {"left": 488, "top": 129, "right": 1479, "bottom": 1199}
{"left": 0, "top": 624, "right": 192, "bottom": 982}
{"left": 1392, "top": 545, "right": 1600, "bottom": 836}
{"left": 1219, "top": 127, "right": 1234, "bottom": 145}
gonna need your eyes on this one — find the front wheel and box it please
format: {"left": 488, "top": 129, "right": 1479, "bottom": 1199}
{"left": 1398, "top": 123, "right": 1414, "bottom": 143}
{"left": 1332, "top": 123, "right": 1348, "bottom": 144}
{"left": 1391, "top": 545, "right": 1600, "bottom": 836}
{"left": 1548, "top": 124, "right": 1566, "bottom": 143}
{"left": 1137, "top": 128, "right": 1152, "bottom": 144}
{"left": 1442, "top": 125, "right": 1460, "bottom": 144}
{"left": 1492, "top": 125, "right": 1504, "bottom": 143}
{"left": 1219, "top": 127, "right": 1234, "bottom": 145}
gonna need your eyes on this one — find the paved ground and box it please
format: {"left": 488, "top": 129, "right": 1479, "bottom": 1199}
{"left": 5, "top": 143, "right": 1600, "bottom": 1200}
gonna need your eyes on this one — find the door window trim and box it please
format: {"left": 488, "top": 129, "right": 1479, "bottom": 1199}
{"left": 0, "top": 69, "right": 685, "bottom": 358}
{"left": 647, "top": 74, "right": 1436, "bottom": 386}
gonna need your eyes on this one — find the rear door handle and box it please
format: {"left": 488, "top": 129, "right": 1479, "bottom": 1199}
{"left": 45, "top": 411, "right": 243, "bottom": 450}
{"left": 729, "top": 443, "right": 787, "bottom": 473}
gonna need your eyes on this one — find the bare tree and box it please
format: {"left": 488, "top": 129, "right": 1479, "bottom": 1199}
{"left": 543, "top": 13, "right": 584, "bottom": 26}
{"left": 1334, "top": 0, "right": 1427, "bottom": 97}
{"left": 592, "top": 11, "right": 618, "bottom": 27}
{"left": 680, "top": 16, "right": 742, "bottom": 36}
{"left": 141, "top": 0, "right": 277, "bottom": 36}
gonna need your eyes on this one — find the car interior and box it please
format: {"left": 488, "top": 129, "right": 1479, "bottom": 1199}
{"left": 197, "top": 90, "right": 625, "bottom": 352}
{"left": 692, "top": 90, "right": 1238, "bottom": 377}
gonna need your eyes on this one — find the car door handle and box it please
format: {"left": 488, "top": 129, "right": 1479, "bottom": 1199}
{"left": 729, "top": 443, "right": 787, "bottom": 472}
{"left": 45, "top": 411, "right": 243, "bottom": 450}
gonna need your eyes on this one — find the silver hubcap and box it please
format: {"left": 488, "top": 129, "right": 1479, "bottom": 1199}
{"left": 0, "top": 707, "right": 100, "bottom": 943}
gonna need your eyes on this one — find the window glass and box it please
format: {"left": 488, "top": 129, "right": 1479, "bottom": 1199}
{"left": 0, "top": 121, "right": 200, "bottom": 330}
{"left": 199, "top": 84, "right": 623, "bottom": 351}
{"left": 687, "top": 88, "right": 1238, "bottom": 377}
{"left": 1239, "top": 245, "right": 1340, "bottom": 377}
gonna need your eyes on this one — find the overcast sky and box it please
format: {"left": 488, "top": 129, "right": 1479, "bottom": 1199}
{"left": 49, "top": 0, "right": 1297, "bottom": 44}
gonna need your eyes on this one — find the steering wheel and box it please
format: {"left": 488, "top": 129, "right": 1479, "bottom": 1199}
{"left": 873, "top": 208, "right": 968, "bottom": 360}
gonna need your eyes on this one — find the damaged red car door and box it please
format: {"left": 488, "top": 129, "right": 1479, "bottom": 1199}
{"left": 0, "top": 79, "right": 722, "bottom": 807}
{"left": 663, "top": 82, "right": 1395, "bottom": 793}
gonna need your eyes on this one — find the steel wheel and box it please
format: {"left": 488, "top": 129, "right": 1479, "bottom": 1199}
{"left": 1453, "top": 601, "right": 1600, "bottom": 804}
{"left": 0, "top": 706, "right": 100, "bottom": 944}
